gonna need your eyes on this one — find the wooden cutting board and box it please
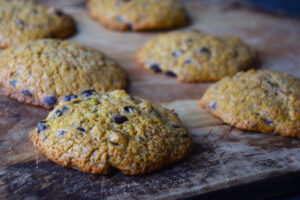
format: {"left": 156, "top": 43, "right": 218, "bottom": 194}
{"left": 1, "top": 1, "right": 300, "bottom": 199}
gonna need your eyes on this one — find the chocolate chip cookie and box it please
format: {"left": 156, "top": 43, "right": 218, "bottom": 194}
{"left": 136, "top": 30, "right": 258, "bottom": 82}
{"left": 30, "top": 90, "right": 193, "bottom": 175}
{"left": 0, "top": 39, "right": 127, "bottom": 109}
{"left": 200, "top": 70, "right": 300, "bottom": 138}
{"left": 0, "top": 0, "right": 75, "bottom": 48}
{"left": 87, "top": 0, "right": 188, "bottom": 31}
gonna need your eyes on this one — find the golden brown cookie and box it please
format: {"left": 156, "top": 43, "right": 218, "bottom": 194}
{"left": 0, "top": 39, "right": 127, "bottom": 109}
{"left": 0, "top": 0, "right": 75, "bottom": 48}
{"left": 136, "top": 30, "right": 258, "bottom": 82}
{"left": 200, "top": 70, "right": 300, "bottom": 138}
{"left": 87, "top": 0, "right": 188, "bottom": 31}
{"left": 30, "top": 90, "right": 193, "bottom": 175}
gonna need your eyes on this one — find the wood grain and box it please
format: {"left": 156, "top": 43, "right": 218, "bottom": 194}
{"left": 1, "top": 1, "right": 300, "bottom": 199}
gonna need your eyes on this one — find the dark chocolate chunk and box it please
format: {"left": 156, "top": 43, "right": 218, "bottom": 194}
{"left": 20, "top": 90, "right": 32, "bottom": 97}
{"left": 44, "top": 96, "right": 57, "bottom": 105}
{"left": 81, "top": 89, "right": 95, "bottom": 97}
{"left": 126, "top": 23, "right": 133, "bottom": 30}
{"left": 211, "top": 102, "right": 217, "bottom": 110}
{"left": 150, "top": 64, "right": 162, "bottom": 73}
{"left": 263, "top": 119, "right": 272, "bottom": 126}
{"left": 73, "top": 100, "right": 81, "bottom": 104}
{"left": 185, "top": 59, "right": 192, "bottom": 64}
{"left": 172, "top": 50, "right": 182, "bottom": 58}
{"left": 9, "top": 80, "right": 16, "bottom": 87}
{"left": 15, "top": 19, "right": 25, "bottom": 26}
{"left": 185, "top": 38, "right": 193, "bottom": 43}
{"left": 111, "top": 142, "right": 119, "bottom": 146}
{"left": 58, "top": 130, "right": 66, "bottom": 137}
{"left": 50, "top": 8, "right": 64, "bottom": 16}
{"left": 170, "top": 124, "right": 180, "bottom": 128}
{"left": 165, "top": 71, "right": 177, "bottom": 78}
{"left": 55, "top": 106, "right": 69, "bottom": 117}
{"left": 124, "top": 106, "right": 135, "bottom": 113}
{"left": 199, "top": 47, "right": 210, "bottom": 55}
{"left": 38, "top": 121, "right": 48, "bottom": 133}
{"left": 266, "top": 80, "right": 278, "bottom": 88}
{"left": 64, "top": 94, "right": 78, "bottom": 102}
{"left": 77, "top": 127, "right": 85, "bottom": 132}
{"left": 54, "top": 10, "right": 64, "bottom": 16}
{"left": 112, "top": 115, "right": 128, "bottom": 124}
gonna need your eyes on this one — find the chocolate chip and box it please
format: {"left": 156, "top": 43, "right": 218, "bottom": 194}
{"left": 111, "top": 142, "right": 119, "bottom": 146}
{"left": 185, "top": 59, "right": 192, "bottom": 64}
{"left": 211, "top": 102, "right": 217, "bottom": 110}
{"left": 77, "top": 127, "right": 85, "bottom": 132}
{"left": 64, "top": 94, "right": 78, "bottom": 102}
{"left": 266, "top": 80, "right": 278, "bottom": 88}
{"left": 186, "top": 38, "right": 193, "bottom": 43}
{"left": 165, "top": 71, "right": 177, "bottom": 78}
{"left": 54, "top": 10, "right": 64, "bottom": 16}
{"left": 116, "top": 16, "right": 123, "bottom": 22}
{"left": 44, "top": 96, "right": 57, "bottom": 105}
{"left": 58, "top": 130, "right": 65, "bottom": 137}
{"left": 112, "top": 115, "right": 128, "bottom": 124}
{"left": 50, "top": 8, "right": 64, "bottom": 16}
{"left": 264, "top": 119, "right": 272, "bottom": 126}
{"left": 38, "top": 121, "right": 48, "bottom": 133}
{"left": 199, "top": 47, "right": 210, "bottom": 55}
{"left": 73, "top": 100, "right": 81, "bottom": 104}
{"left": 172, "top": 50, "right": 182, "bottom": 58}
{"left": 170, "top": 124, "right": 180, "bottom": 128}
{"left": 150, "top": 64, "right": 162, "bottom": 73}
{"left": 126, "top": 23, "right": 133, "bottom": 30}
{"left": 233, "top": 51, "right": 238, "bottom": 57}
{"left": 124, "top": 106, "right": 135, "bottom": 113}
{"left": 81, "top": 89, "right": 95, "bottom": 97}
{"left": 55, "top": 107, "right": 69, "bottom": 117}
{"left": 15, "top": 19, "right": 24, "bottom": 26}
{"left": 9, "top": 80, "right": 16, "bottom": 87}
{"left": 20, "top": 90, "right": 32, "bottom": 97}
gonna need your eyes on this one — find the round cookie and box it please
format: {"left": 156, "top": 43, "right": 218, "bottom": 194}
{"left": 0, "top": 0, "right": 75, "bottom": 48}
{"left": 30, "top": 90, "right": 193, "bottom": 175}
{"left": 199, "top": 70, "right": 300, "bottom": 138}
{"left": 0, "top": 39, "right": 127, "bottom": 109}
{"left": 87, "top": 0, "right": 188, "bottom": 31}
{"left": 136, "top": 30, "right": 258, "bottom": 82}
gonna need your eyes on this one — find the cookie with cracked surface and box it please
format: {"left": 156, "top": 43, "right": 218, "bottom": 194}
{"left": 136, "top": 30, "right": 258, "bottom": 82}
{"left": 87, "top": 0, "right": 188, "bottom": 31}
{"left": 0, "top": 0, "right": 75, "bottom": 48}
{"left": 0, "top": 39, "right": 127, "bottom": 109}
{"left": 199, "top": 70, "right": 300, "bottom": 138}
{"left": 30, "top": 90, "right": 193, "bottom": 175}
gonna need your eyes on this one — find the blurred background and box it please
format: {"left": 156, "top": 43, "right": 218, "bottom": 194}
{"left": 37, "top": 0, "right": 300, "bottom": 18}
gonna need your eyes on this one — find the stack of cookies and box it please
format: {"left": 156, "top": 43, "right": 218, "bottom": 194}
{"left": 0, "top": 0, "right": 299, "bottom": 175}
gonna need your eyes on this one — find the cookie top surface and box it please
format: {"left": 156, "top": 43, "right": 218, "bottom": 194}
{"left": 0, "top": 0, "right": 75, "bottom": 48}
{"left": 30, "top": 90, "right": 193, "bottom": 175}
{"left": 200, "top": 70, "right": 300, "bottom": 137}
{"left": 87, "top": 0, "right": 188, "bottom": 31}
{"left": 0, "top": 39, "right": 127, "bottom": 109}
{"left": 136, "top": 30, "right": 257, "bottom": 82}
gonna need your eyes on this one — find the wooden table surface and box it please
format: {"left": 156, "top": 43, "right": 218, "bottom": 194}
{"left": 1, "top": 0, "right": 300, "bottom": 199}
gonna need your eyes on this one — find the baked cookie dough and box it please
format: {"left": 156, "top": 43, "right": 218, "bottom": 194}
{"left": 0, "top": 39, "right": 127, "bottom": 109}
{"left": 87, "top": 0, "right": 188, "bottom": 31}
{"left": 30, "top": 90, "right": 193, "bottom": 175}
{"left": 136, "top": 30, "right": 258, "bottom": 82}
{"left": 200, "top": 70, "right": 300, "bottom": 138}
{"left": 0, "top": 0, "right": 75, "bottom": 48}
